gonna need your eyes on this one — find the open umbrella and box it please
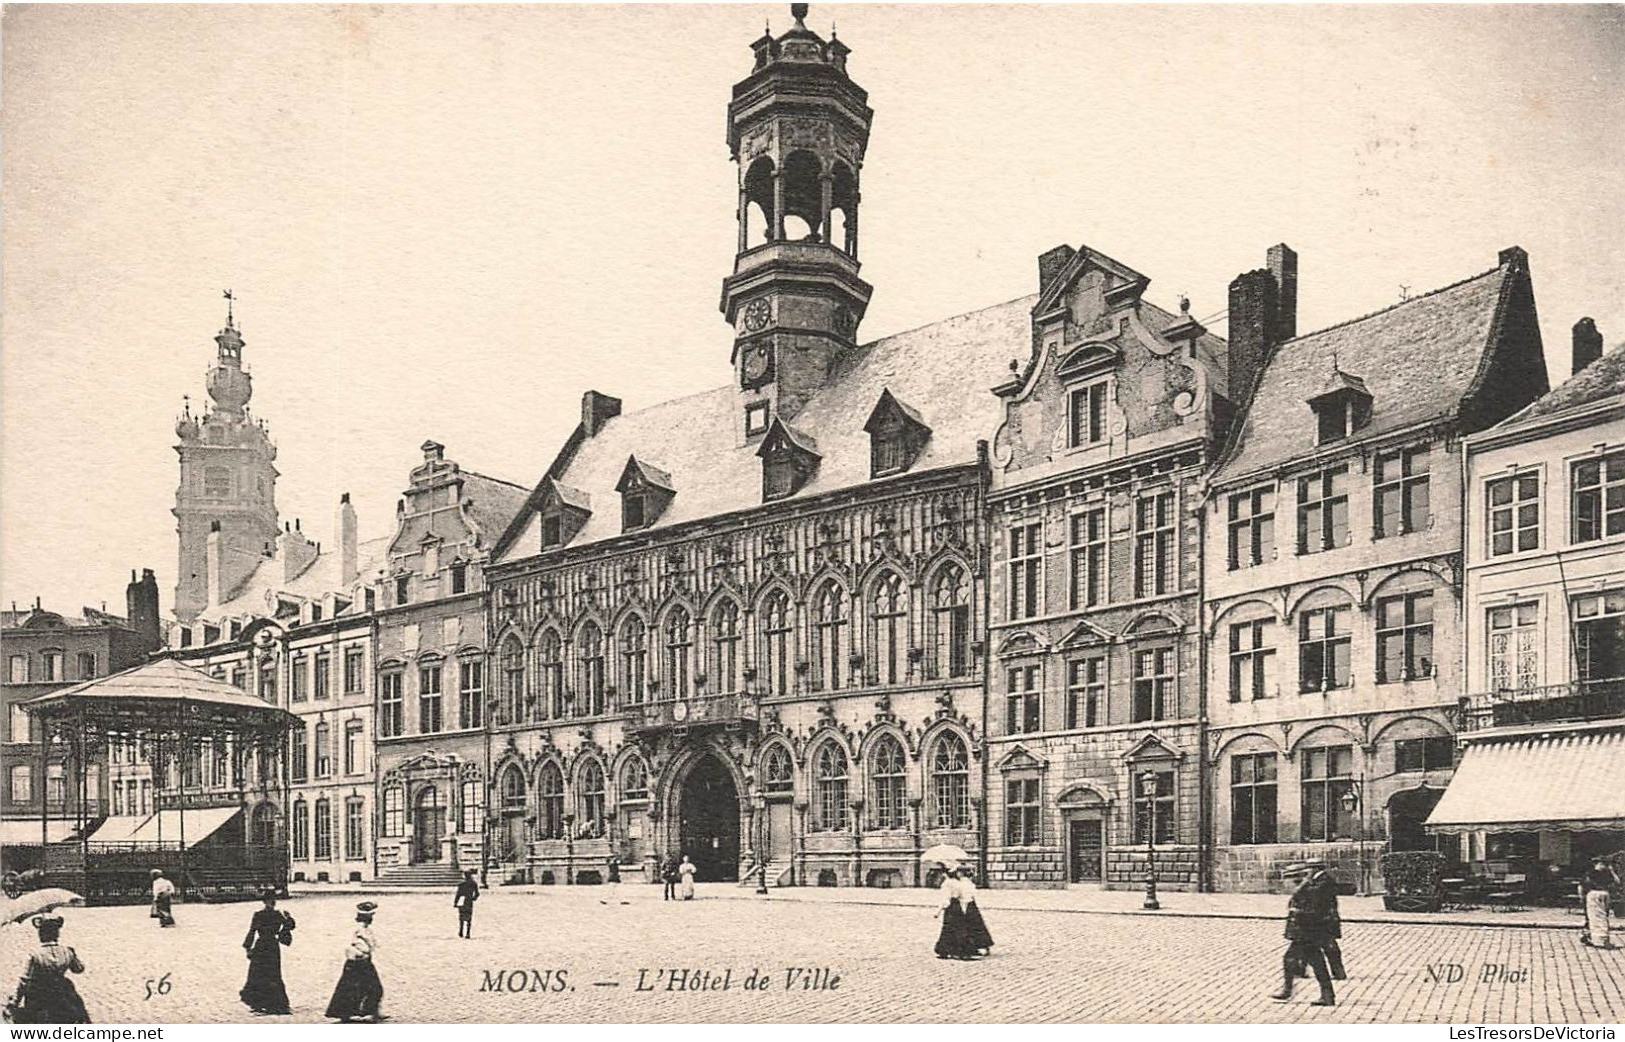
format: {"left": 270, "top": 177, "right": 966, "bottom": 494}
{"left": 921, "top": 844, "right": 970, "bottom": 867}
{"left": 3, "top": 888, "right": 85, "bottom": 925}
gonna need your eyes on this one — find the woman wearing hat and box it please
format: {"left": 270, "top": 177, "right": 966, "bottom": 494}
{"left": 325, "top": 901, "right": 385, "bottom": 1022}
{"left": 932, "top": 863, "right": 977, "bottom": 960}
{"left": 1580, "top": 857, "right": 1620, "bottom": 949}
{"left": 149, "top": 869, "right": 176, "bottom": 928}
{"left": 5, "top": 914, "right": 90, "bottom": 1023}
{"left": 956, "top": 868, "right": 995, "bottom": 957}
{"left": 239, "top": 889, "right": 295, "bottom": 1016}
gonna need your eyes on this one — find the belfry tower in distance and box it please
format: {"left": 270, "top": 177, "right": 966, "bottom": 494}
{"left": 172, "top": 297, "right": 280, "bottom": 622}
{"left": 722, "top": 3, "right": 874, "bottom": 425}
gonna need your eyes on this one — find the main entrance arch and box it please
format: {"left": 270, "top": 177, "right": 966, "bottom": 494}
{"left": 676, "top": 753, "right": 740, "bottom": 882}
{"left": 413, "top": 786, "right": 445, "bottom": 863}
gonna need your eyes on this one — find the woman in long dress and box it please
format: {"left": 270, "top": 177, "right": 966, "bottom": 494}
{"left": 6, "top": 915, "right": 90, "bottom": 1024}
{"left": 933, "top": 867, "right": 976, "bottom": 960}
{"left": 1581, "top": 858, "right": 1620, "bottom": 949}
{"left": 956, "top": 868, "right": 995, "bottom": 956}
{"left": 325, "top": 902, "right": 385, "bottom": 1022}
{"left": 679, "top": 855, "right": 697, "bottom": 900}
{"left": 240, "top": 890, "right": 294, "bottom": 1015}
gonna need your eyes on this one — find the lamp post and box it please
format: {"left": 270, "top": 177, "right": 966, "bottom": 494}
{"left": 753, "top": 794, "right": 770, "bottom": 895}
{"left": 1340, "top": 779, "right": 1368, "bottom": 896}
{"left": 1140, "top": 768, "right": 1161, "bottom": 911}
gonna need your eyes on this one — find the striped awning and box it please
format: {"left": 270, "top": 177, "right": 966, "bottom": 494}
{"left": 1426, "top": 729, "right": 1625, "bottom": 834}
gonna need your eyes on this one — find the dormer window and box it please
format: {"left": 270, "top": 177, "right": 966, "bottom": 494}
{"left": 757, "top": 420, "right": 821, "bottom": 502}
{"left": 863, "top": 389, "right": 931, "bottom": 479}
{"left": 536, "top": 478, "right": 592, "bottom": 550}
{"left": 541, "top": 514, "right": 562, "bottom": 547}
{"left": 616, "top": 457, "right": 675, "bottom": 533}
{"left": 1306, "top": 370, "right": 1372, "bottom": 445}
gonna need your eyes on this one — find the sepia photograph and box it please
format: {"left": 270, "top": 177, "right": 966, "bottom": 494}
{"left": 1, "top": 1, "right": 1623, "bottom": 1028}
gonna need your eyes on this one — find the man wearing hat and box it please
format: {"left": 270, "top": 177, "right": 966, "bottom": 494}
{"left": 1272, "top": 861, "right": 1337, "bottom": 1006}
{"left": 149, "top": 869, "right": 176, "bottom": 928}
{"left": 454, "top": 868, "right": 480, "bottom": 939}
{"left": 325, "top": 902, "right": 385, "bottom": 1022}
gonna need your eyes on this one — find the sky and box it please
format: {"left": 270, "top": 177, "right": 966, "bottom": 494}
{"left": 3, "top": 3, "right": 1623, "bottom": 616}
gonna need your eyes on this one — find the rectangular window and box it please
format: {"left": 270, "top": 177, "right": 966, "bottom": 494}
{"left": 451, "top": 563, "right": 468, "bottom": 595}
{"left": 1066, "top": 657, "right": 1105, "bottom": 729}
{"left": 459, "top": 659, "right": 484, "bottom": 730}
{"left": 10, "top": 764, "right": 31, "bottom": 804}
{"left": 744, "top": 401, "right": 770, "bottom": 437}
{"left": 1297, "top": 467, "right": 1350, "bottom": 554}
{"left": 1572, "top": 590, "right": 1625, "bottom": 682}
{"left": 763, "top": 459, "right": 795, "bottom": 501}
{"left": 40, "top": 652, "right": 60, "bottom": 682}
{"left": 1227, "top": 487, "right": 1275, "bottom": 570}
{"left": 10, "top": 705, "right": 31, "bottom": 744}
{"left": 290, "top": 724, "right": 308, "bottom": 783}
{"left": 7, "top": 655, "right": 25, "bottom": 683}
{"left": 1374, "top": 447, "right": 1430, "bottom": 539}
{"left": 1132, "top": 768, "right": 1175, "bottom": 844}
{"left": 1069, "top": 509, "right": 1107, "bottom": 609}
{"left": 1005, "top": 778, "right": 1040, "bottom": 846}
{"left": 344, "top": 721, "right": 363, "bottom": 775}
{"left": 258, "top": 661, "right": 277, "bottom": 703}
{"left": 1376, "top": 591, "right": 1434, "bottom": 683}
{"left": 1132, "top": 647, "right": 1173, "bottom": 723}
{"left": 380, "top": 672, "right": 404, "bottom": 738}
{"left": 1228, "top": 620, "right": 1276, "bottom": 702}
{"left": 1488, "top": 602, "right": 1540, "bottom": 690}
{"left": 1299, "top": 606, "right": 1352, "bottom": 692}
{"left": 290, "top": 656, "right": 308, "bottom": 702}
{"left": 314, "top": 802, "right": 334, "bottom": 861}
{"left": 1487, "top": 473, "right": 1540, "bottom": 556}
{"left": 314, "top": 726, "right": 332, "bottom": 779}
{"left": 419, "top": 665, "right": 444, "bottom": 734}
{"left": 344, "top": 648, "right": 365, "bottom": 695}
{"left": 1572, "top": 453, "right": 1625, "bottom": 543}
{"left": 1134, "top": 491, "right": 1176, "bottom": 597}
{"left": 1230, "top": 753, "right": 1278, "bottom": 844}
{"left": 314, "top": 651, "right": 331, "bottom": 700}
{"left": 231, "top": 667, "right": 246, "bottom": 690}
{"left": 1068, "top": 381, "right": 1108, "bottom": 447}
{"left": 1008, "top": 523, "right": 1042, "bottom": 620}
{"left": 395, "top": 576, "right": 410, "bottom": 606}
{"left": 383, "top": 788, "right": 404, "bottom": 837}
{"left": 872, "top": 429, "right": 906, "bottom": 477}
{"left": 1005, "top": 665, "right": 1040, "bottom": 734}
{"left": 623, "top": 493, "right": 646, "bottom": 531}
{"left": 292, "top": 804, "right": 309, "bottom": 861}
{"left": 1301, "top": 745, "right": 1355, "bottom": 842}
{"left": 345, "top": 799, "right": 366, "bottom": 861}
{"left": 1395, "top": 736, "right": 1454, "bottom": 773}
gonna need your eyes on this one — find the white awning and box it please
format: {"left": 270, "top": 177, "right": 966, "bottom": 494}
{"left": 87, "top": 808, "right": 240, "bottom": 848}
{"left": 1426, "top": 729, "right": 1625, "bottom": 834}
{"left": 0, "top": 819, "right": 79, "bottom": 846}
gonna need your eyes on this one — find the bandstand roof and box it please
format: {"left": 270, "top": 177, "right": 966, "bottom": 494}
{"left": 19, "top": 658, "right": 296, "bottom": 733}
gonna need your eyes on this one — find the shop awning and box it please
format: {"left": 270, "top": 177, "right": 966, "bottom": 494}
{"left": 87, "top": 808, "right": 241, "bottom": 849}
{"left": 1426, "top": 729, "right": 1625, "bottom": 834}
{"left": 0, "top": 820, "right": 79, "bottom": 846}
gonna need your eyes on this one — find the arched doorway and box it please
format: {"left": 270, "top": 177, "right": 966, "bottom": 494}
{"left": 413, "top": 786, "right": 446, "bottom": 864}
{"left": 1389, "top": 786, "right": 1445, "bottom": 853}
{"left": 677, "top": 754, "right": 740, "bottom": 882}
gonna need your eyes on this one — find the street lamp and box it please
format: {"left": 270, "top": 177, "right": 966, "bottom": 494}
{"left": 1140, "top": 768, "right": 1161, "bottom": 911}
{"left": 1340, "top": 779, "right": 1368, "bottom": 895}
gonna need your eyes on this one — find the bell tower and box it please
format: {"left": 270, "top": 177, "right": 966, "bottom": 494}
{"left": 722, "top": 3, "right": 874, "bottom": 424}
{"left": 172, "top": 294, "right": 280, "bottom": 622}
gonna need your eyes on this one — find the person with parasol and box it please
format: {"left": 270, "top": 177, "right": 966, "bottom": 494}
{"left": 239, "top": 888, "right": 294, "bottom": 1016}
{"left": 325, "top": 901, "right": 385, "bottom": 1022}
{"left": 5, "top": 912, "right": 90, "bottom": 1024}
{"left": 923, "top": 845, "right": 978, "bottom": 961}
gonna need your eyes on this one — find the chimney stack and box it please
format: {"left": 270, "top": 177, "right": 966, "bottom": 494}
{"left": 1038, "top": 244, "right": 1077, "bottom": 297}
{"left": 1267, "top": 243, "right": 1298, "bottom": 343}
{"left": 581, "top": 390, "right": 623, "bottom": 437}
{"left": 126, "top": 568, "right": 162, "bottom": 650}
{"left": 207, "top": 521, "right": 225, "bottom": 609}
{"left": 1573, "top": 317, "right": 1603, "bottom": 376}
{"left": 1226, "top": 245, "right": 1298, "bottom": 409}
{"left": 337, "top": 492, "right": 359, "bottom": 587}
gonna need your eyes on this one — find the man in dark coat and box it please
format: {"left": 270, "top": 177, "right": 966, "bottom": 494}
{"left": 454, "top": 869, "right": 479, "bottom": 939}
{"left": 1272, "top": 862, "right": 1336, "bottom": 1006}
{"left": 662, "top": 853, "right": 680, "bottom": 901}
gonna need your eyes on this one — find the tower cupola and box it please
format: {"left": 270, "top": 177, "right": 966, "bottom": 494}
{"left": 722, "top": 4, "right": 875, "bottom": 424}
{"left": 206, "top": 292, "right": 253, "bottom": 418}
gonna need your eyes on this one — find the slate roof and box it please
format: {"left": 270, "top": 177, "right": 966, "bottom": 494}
{"left": 206, "top": 535, "right": 391, "bottom": 621}
{"left": 1511, "top": 342, "right": 1625, "bottom": 422}
{"left": 1214, "top": 257, "right": 1515, "bottom": 483}
{"left": 507, "top": 294, "right": 1039, "bottom": 554}
{"left": 21, "top": 657, "right": 281, "bottom": 714}
{"left": 458, "top": 470, "right": 530, "bottom": 547}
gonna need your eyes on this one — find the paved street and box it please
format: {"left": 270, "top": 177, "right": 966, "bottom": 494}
{"left": 3, "top": 885, "right": 1620, "bottom": 1024}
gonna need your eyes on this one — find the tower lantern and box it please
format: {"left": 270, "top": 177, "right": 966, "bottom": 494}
{"left": 722, "top": 4, "right": 875, "bottom": 424}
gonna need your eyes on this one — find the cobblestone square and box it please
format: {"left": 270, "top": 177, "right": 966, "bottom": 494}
{"left": 4, "top": 885, "right": 1621, "bottom": 1024}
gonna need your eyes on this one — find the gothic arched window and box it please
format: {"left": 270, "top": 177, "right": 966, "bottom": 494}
{"left": 578, "top": 761, "right": 606, "bottom": 836}
{"left": 870, "top": 734, "right": 907, "bottom": 830}
{"left": 499, "top": 637, "right": 524, "bottom": 725}
{"left": 537, "top": 629, "right": 563, "bottom": 720}
{"left": 578, "top": 622, "right": 605, "bottom": 716}
{"left": 619, "top": 615, "right": 647, "bottom": 704}
{"left": 812, "top": 742, "right": 849, "bottom": 832}
{"left": 710, "top": 599, "right": 742, "bottom": 694}
{"left": 931, "top": 564, "right": 973, "bottom": 680}
{"left": 620, "top": 757, "right": 649, "bottom": 802}
{"left": 812, "top": 582, "right": 847, "bottom": 692}
{"left": 664, "top": 607, "right": 693, "bottom": 699}
{"left": 537, "top": 762, "right": 565, "bottom": 840}
{"left": 500, "top": 764, "right": 526, "bottom": 813}
{"left": 761, "top": 743, "right": 794, "bottom": 795}
{"left": 871, "top": 571, "right": 908, "bottom": 686}
{"left": 931, "top": 732, "right": 971, "bottom": 829}
{"left": 759, "top": 590, "right": 792, "bottom": 697}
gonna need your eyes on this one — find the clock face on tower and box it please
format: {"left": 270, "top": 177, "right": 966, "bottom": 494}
{"left": 741, "top": 340, "right": 774, "bottom": 389}
{"left": 743, "top": 299, "right": 771, "bottom": 333}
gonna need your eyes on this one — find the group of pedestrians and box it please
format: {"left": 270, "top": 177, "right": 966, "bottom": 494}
{"left": 234, "top": 890, "right": 386, "bottom": 1021}
{"left": 933, "top": 865, "right": 995, "bottom": 961}
{"left": 1272, "top": 861, "right": 1345, "bottom": 1007}
{"left": 661, "top": 853, "right": 697, "bottom": 900}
